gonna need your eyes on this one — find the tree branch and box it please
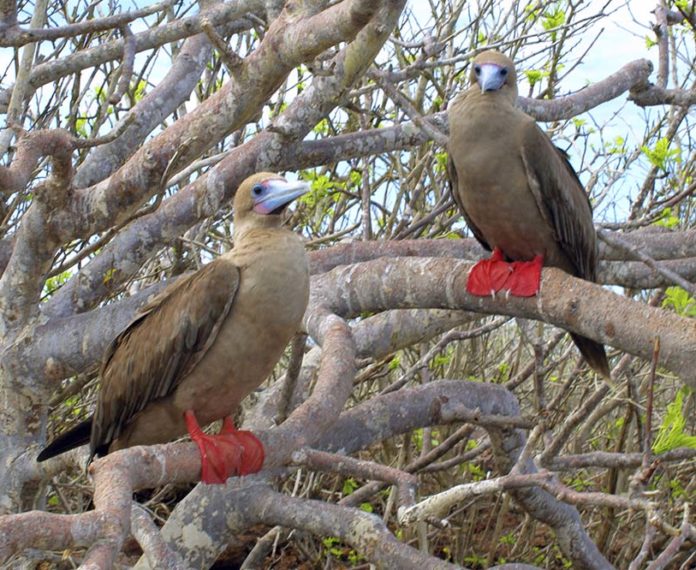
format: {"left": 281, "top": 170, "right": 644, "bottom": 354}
{"left": 310, "top": 257, "right": 696, "bottom": 389}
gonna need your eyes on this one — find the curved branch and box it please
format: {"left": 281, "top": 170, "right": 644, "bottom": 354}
{"left": 251, "top": 485, "right": 458, "bottom": 570}
{"left": 34, "top": 55, "right": 661, "bottom": 316}
{"left": 630, "top": 84, "right": 696, "bottom": 107}
{"left": 12, "top": 379, "right": 612, "bottom": 568}
{"left": 310, "top": 257, "right": 696, "bottom": 389}
{"left": 520, "top": 59, "right": 654, "bottom": 121}
{"left": 43, "top": 0, "right": 406, "bottom": 318}
{"left": 315, "top": 381, "right": 611, "bottom": 570}
{"left": 67, "top": 0, "right": 382, "bottom": 239}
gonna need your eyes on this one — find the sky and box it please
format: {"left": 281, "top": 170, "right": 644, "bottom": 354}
{"left": 0, "top": 0, "right": 680, "bottom": 223}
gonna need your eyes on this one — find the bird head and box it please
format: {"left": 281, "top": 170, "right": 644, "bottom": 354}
{"left": 470, "top": 50, "right": 518, "bottom": 100}
{"left": 233, "top": 172, "right": 309, "bottom": 228}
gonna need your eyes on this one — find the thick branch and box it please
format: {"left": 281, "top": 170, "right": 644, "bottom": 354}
{"left": 0, "top": 0, "right": 171, "bottom": 47}
{"left": 518, "top": 59, "right": 654, "bottom": 121}
{"left": 26, "top": 232, "right": 696, "bottom": 383}
{"left": 310, "top": 257, "right": 696, "bottom": 389}
{"left": 70, "top": 0, "right": 378, "bottom": 232}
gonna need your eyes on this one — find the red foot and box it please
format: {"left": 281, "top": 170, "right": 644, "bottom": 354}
{"left": 508, "top": 255, "right": 543, "bottom": 297}
{"left": 466, "top": 248, "right": 513, "bottom": 295}
{"left": 184, "top": 411, "right": 265, "bottom": 484}
{"left": 467, "top": 249, "right": 544, "bottom": 297}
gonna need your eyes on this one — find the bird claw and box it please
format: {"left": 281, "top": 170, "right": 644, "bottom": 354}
{"left": 185, "top": 411, "right": 265, "bottom": 484}
{"left": 467, "top": 250, "right": 543, "bottom": 297}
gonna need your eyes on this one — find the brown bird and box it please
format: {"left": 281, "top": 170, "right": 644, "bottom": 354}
{"left": 447, "top": 50, "right": 610, "bottom": 378}
{"left": 38, "top": 172, "right": 310, "bottom": 483}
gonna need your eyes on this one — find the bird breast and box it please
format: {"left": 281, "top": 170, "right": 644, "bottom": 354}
{"left": 450, "top": 104, "right": 561, "bottom": 262}
{"left": 173, "top": 230, "right": 309, "bottom": 422}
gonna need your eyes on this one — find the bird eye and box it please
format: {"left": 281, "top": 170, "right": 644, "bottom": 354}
{"left": 500, "top": 68, "right": 508, "bottom": 76}
{"left": 474, "top": 65, "right": 481, "bottom": 75}
{"left": 252, "top": 184, "right": 263, "bottom": 196}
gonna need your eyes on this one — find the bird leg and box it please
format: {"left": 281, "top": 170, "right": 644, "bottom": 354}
{"left": 184, "top": 410, "right": 265, "bottom": 484}
{"left": 466, "top": 248, "right": 513, "bottom": 296}
{"left": 467, "top": 249, "right": 543, "bottom": 297}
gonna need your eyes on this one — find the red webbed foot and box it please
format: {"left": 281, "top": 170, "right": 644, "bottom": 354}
{"left": 185, "top": 411, "right": 265, "bottom": 484}
{"left": 219, "top": 417, "right": 264, "bottom": 476}
{"left": 467, "top": 248, "right": 513, "bottom": 296}
{"left": 467, "top": 249, "right": 544, "bottom": 297}
{"left": 508, "top": 254, "right": 543, "bottom": 296}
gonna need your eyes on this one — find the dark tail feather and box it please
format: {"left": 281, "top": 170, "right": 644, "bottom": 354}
{"left": 571, "top": 333, "right": 610, "bottom": 379}
{"left": 37, "top": 418, "right": 93, "bottom": 462}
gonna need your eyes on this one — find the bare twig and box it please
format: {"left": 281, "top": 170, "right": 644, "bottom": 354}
{"left": 598, "top": 230, "right": 696, "bottom": 297}
{"left": 276, "top": 332, "right": 308, "bottom": 423}
{"left": 109, "top": 25, "right": 136, "bottom": 105}
{"left": 291, "top": 447, "right": 417, "bottom": 511}
{"left": 0, "top": 0, "right": 173, "bottom": 47}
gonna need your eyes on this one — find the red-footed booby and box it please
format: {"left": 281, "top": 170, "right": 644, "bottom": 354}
{"left": 447, "top": 50, "right": 610, "bottom": 378}
{"left": 38, "top": 172, "right": 310, "bottom": 483}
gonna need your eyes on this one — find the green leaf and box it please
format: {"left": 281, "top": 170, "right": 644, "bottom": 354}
{"left": 662, "top": 286, "right": 696, "bottom": 317}
{"left": 524, "top": 5, "right": 541, "bottom": 23}
{"left": 342, "top": 477, "right": 358, "bottom": 495}
{"left": 524, "top": 69, "right": 544, "bottom": 88}
{"left": 434, "top": 150, "right": 449, "bottom": 173}
{"left": 388, "top": 354, "right": 401, "bottom": 370}
{"left": 132, "top": 79, "right": 147, "bottom": 103}
{"left": 313, "top": 118, "right": 330, "bottom": 136}
{"left": 653, "top": 387, "right": 696, "bottom": 454}
{"left": 468, "top": 462, "right": 485, "bottom": 481}
{"left": 431, "top": 350, "right": 453, "bottom": 369}
{"left": 641, "top": 137, "right": 680, "bottom": 169}
{"left": 654, "top": 207, "right": 680, "bottom": 229}
{"left": 102, "top": 267, "right": 117, "bottom": 286}
{"left": 349, "top": 169, "right": 362, "bottom": 186}
{"left": 541, "top": 5, "right": 566, "bottom": 40}
{"left": 75, "top": 116, "right": 89, "bottom": 138}
{"left": 44, "top": 270, "right": 72, "bottom": 296}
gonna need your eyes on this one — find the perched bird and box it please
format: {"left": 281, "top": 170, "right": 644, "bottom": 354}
{"left": 447, "top": 50, "right": 609, "bottom": 378}
{"left": 38, "top": 173, "right": 310, "bottom": 483}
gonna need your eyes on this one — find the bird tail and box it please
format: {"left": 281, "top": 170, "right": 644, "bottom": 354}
{"left": 570, "top": 333, "right": 610, "bottom": 379}
{"left": 37, "top": 418, "right": 92, "bottom": 462}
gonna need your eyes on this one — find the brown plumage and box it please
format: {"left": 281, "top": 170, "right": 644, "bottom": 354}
{"left": 447, "top": 50, "right": 609, "bottom": 378}
{"left": 38, "top": 173, "right": 310, "bottom": 481}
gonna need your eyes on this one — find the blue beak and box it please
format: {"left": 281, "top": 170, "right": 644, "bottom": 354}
{"left": 478, "top": 64, "right": 506, "bottom": 92}
{"left": 253, "top": 178, "right": 309, "bottom": 215}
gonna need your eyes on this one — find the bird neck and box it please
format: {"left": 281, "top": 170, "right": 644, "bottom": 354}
{"left": 232, "top": 216, "right": 283, "bottom": 242}
{"left": 232, "top": 216, "right": 292, "bottom": 244}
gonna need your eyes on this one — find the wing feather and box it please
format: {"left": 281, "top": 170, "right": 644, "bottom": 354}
{"left": 90, "top": 259, "right": 240, "bottom": 457}
{"left": 519, "top": 123, "right": 598, "bottom": 280}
